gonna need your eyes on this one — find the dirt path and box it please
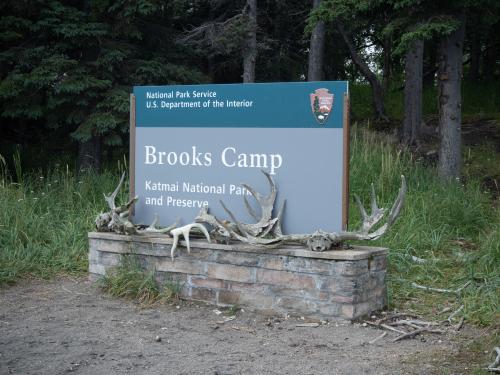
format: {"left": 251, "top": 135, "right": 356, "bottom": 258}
{"left": 0, "top": 278, "right": 483, "bottom": 375}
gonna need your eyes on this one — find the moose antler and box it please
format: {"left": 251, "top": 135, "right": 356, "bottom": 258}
{"left": 195, "top": 172, "right": 406, "bottom": 251}
{"left": 195, "top": 170, "right": 285, "bottom": 244}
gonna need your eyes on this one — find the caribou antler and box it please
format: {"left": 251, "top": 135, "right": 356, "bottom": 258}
{"left": 95, "top": 172, "right": 178, "bottom": 236}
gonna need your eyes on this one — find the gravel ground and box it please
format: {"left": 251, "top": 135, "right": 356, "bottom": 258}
{"left": 0, "top": 277, "right": 477, "bottom": 375}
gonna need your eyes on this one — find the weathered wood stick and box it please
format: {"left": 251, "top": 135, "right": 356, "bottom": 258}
{"left": 390, "top": 320, "right": 421, "bottom": 329}
{"left": 363, "top": 320, "right": 405, "bottom": 334}
{"left": 411, "top": 282, "right": 456, "bottom": 294}
{"left": 454, "top": 316, "right": 465, "bottom": 331}
{"left": 368, "top": 332, "right": 387, "bottom": 344}
{"left": 377, "top": 312, "right": 419, "bottom": 324}
{"left": 393, "top": 327, "right": 444, "bottom": 342}
{"left": 446, "top": 305, "right": 464, "bottom": 323}
{"left": 411, "top": 281, "right": 472, "bottom": 296}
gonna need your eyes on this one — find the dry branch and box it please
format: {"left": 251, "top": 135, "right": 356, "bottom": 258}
{"left": 368, "top": 332, "right": 387, "bottom": 344}
{"left": 364, "top": 320, "right": 408, "bottom": 335}
{"left": 446, "top": 305, "right": 464, "bottom": 323}
{"left": 393, "top": 327, "right": 443, "bottom": 342}
{"left": 411, "top": 281, "right": 471, "bottom": 297}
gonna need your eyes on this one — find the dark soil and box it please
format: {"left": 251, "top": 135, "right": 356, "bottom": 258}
{"left": 0, "top": 277, "right": 492, "bottom": 375}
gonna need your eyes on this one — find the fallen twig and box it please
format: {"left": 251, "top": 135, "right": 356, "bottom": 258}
{"left": 446, "top": 305, "right": 464, "bottom": 323}
{"left": 455, "top": 280, "right": 472, "bottom": 294}
{"left": 390, "top": 319, "right": 439, "bottom": 327}
{"left": 368, "top": 332, "right": 387, "bottom": 344}
{"left": 377, "top": 312, "right": 419, "bottom": 324}
{"left": 393, "top": 327, "right": 444, "bottom": 342}
{"left": 411, "top": 282, "right": 456, "bottom": 294}
{"left": 437, "top": 307, "right": 452, "bottom": 315}
{"left": 453, "top": 317, "right": 464, "bottom": 331}
{"left": 411, "top": 281, "right": 471, "bottom": 297}
{"left": 364, "top": 320, "right": 403, "bottom": 334}
{"left": 296, "top": 323, "right": 320, "bottom": 328}
{"left": 231, "top": 326, "right": 256, "bottom": 334}
{"left": 389, "top": 320, "right": 421, "bottom": 329}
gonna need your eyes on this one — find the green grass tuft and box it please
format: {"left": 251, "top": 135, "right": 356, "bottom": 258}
{"left": 99, "top": 255, "right": 182, "bottom": 305}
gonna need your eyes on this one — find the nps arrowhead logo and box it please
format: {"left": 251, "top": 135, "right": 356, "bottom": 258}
{"left": 310, "top": 88, "right": 334, "bottom": 125}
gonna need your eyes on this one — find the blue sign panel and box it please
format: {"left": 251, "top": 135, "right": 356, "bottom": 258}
{"left": 132, "top": 81, "right": 349, "bottom": 234}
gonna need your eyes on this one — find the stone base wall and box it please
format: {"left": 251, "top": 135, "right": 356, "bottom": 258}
{"left": 88, "top": 232, "right": 388, "bottom": 320}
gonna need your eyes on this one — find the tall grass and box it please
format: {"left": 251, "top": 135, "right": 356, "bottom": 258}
{"left": 0, "top": 129, "right": 498, "bottom": 324}
{"left": 0, "top": 163, "right": 126, "bottom": 284}
{"left": 350, "top": 126, "right": 499, "bottom": 325}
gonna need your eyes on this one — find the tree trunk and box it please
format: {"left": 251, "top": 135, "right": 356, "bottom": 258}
{"left": 337, "top": 22, "right": 387, "bottom": 121}
{"left": 438, "top": 14, "right": 465, "bottom": 181}
{"left": 308, "top": 0, "right": 325, "bottom": 81}
{"left": 242, "top": 0, "right": 257, "bottom": 83}
{"left": 77, "top": 136, "right": 101, "bottom": 173}
{"left": 402, "top": 39, "right": 424, "bottom": 145}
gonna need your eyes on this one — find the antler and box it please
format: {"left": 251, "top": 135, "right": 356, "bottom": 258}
{"left": 96, "top": 173, "right": 178, "bottom": 236}
{"left": 332, "top": 175, "right": 407, "bottom": 242}
{"left": 195, "top": 170, "right": 284, "bottom": 244}
{"left": 195, "top": 173, "right": 407, "bottom": 252}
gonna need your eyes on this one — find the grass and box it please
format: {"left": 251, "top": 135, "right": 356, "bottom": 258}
{"left": 350, "top": 126, "right": 499, "bottom": 326}
{"left": 0, "top": 127, "right": 498, "bottom": 326}
{"left": 0, "top": 160, "right": 128, "bottom": 284}
{"left": 99, "top": 254, "right": 182, "bottom": 305}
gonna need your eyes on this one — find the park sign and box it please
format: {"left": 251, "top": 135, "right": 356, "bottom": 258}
{"left": 130, "top": 81, "right": 350, "bottom": 234}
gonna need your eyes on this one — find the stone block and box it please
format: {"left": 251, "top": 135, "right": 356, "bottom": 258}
{"left": 333, "top": 260, "right": 369, "bottom": 276}
{"left": 217, "top": 290, "right": 274, "bottom": 309}
{"left": 267, "top": 285, "right": 330, "bottom": 301}
{"left": 156, "top": 258, "right": 204, "bottom": 275}
{"left": 317, "top": 302, "right": 343, "bottom": 317}
{"left": 274, "top": 297, "right": 319, "bottom": 316}
{"left": 258, "top": 256, "right": 286, "bottom": 271}
{"left": 369, "top": 255, "right": 387, "bottom": 271}
{"left": 99, "top": 252, "right": 121, "bottom": 267}
{"left": 369, "top": 270, "right": 386, "bottom": 288}
{"left": 88, "top": 263, "right": 106, "bottom": 275}
{"left": 206, "top": 263, "right": 254, "bottom": 283}
{"left": 225, "top": 281, "right": 267, "bottom": 293}
{"left": 285, "top": 258, "right": 332, "bottom": 275}
{"left": 256, "top": 269, "right": 316, "bottom": 289}
{"left": 91, "top": 239, "right": 129, "bottom": 254}
{"left": 190, "top": 287, "right": 216, "bottom": 303}
{"left": 180, "top": 247, "right": 215, "bottom": 261}
{"left": 189, "top": 276, "right": 224, "bottom": 289}
{"left": 215, "top": 251, "right": 260, "bottom": 267}
{"left": 88, "top": 249, "right": 99, "bottom": 265}
{"left": 132, "top": 242, "right": 171, "bottom": 257}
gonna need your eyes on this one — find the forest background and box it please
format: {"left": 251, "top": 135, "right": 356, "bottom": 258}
{"left": 0, "top": 0, "right": 499, "bottom": 362}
